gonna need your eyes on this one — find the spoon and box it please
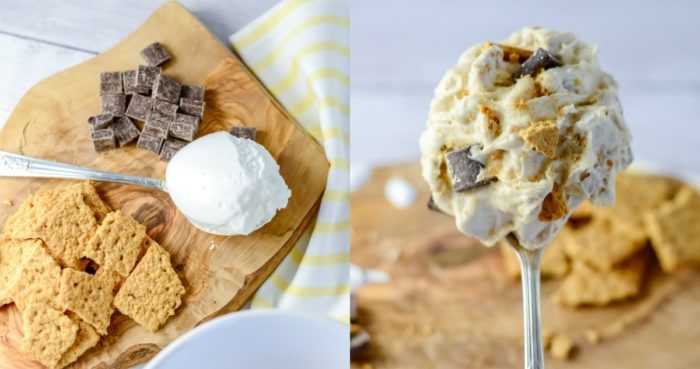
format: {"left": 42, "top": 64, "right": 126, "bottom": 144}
{"left": 506, "top": 233, "right": 545, "bottom": 369}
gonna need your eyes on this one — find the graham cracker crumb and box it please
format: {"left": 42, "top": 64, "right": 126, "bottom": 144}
{"left": 585, "top": 329, "right": 601, "bottom": 344}
{"left": 539, "top": 184, "right": 568, "bottom": 221}
{"left": 549, "top": 333, "right": 575, "bottom": 360}
{"left": 3, "top": 200, "right": 12, "bottom": 206}
{"left": 521, "top": 120, "right": 559, "bottom": 159}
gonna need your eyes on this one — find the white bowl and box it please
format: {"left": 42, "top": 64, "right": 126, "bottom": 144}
{"left": 144, "top": 310, "right": 349, "bottom": 369}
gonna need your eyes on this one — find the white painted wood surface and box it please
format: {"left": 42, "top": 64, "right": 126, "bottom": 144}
{"left": 351, "top": 0, "right": 700, "bottom": 173}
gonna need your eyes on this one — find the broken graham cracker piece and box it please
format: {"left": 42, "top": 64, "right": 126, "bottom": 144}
{"left": 0, "top": 239, "right": 45, "bottom": 306}
{"left": 56, "top": 318, "right": 100, "bottom": 369}
{"left": 10, "top": 240, "right": 62, "bottom": 312}
{"left": 644, "top": 185, "right": 700, "bottom": 272}
{"left": 539, "top": 183, "right": 568, "bottom": 221}
{"left": 562, "top": 211, "right": 647, "bottom": 270}
{"left": 552, "top": 252, "right": 647, "bottom": 307}
{"left": 114, "top": 242, "right": 185, "bottom": 332}
{"left": 76, "top": 181, "right": 112, "bottom": 223}
{"left": 500, "top": 228, "right": 570, "bottom": 278}
{"left": 521, "top": 120, "right": 559, "bottom": 159}
{"left": 59, "top": 268, "right": 119, "bottom": 334}
{"left": 20, "top": 301, "right": 79, "bottom": 369}
{"left": 84, "top": 210, "right": 146, "bottom": 277}
{"left": 548, "top": 333, "right": 575, "bottom": 360}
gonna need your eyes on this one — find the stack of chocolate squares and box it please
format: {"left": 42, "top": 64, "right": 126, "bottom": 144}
{"left": 88, "top": 42, "right": 206, "bottom": 162}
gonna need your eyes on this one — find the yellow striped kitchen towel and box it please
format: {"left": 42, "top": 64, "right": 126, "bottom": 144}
{"left": 230, "top": 0, "right": 349, "bottom": 322}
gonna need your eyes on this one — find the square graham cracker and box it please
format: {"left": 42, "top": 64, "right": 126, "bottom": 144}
{"left": 84, "top": 210, "right": 146, "bottom": 277}
{"left": 56, "top": 318, "right": 100, "bottom": 369}
{"left": 114, "top": 243, "right": 185, "bottom": 332}
{"left": 20, "top": 301, "right": 79, "bottom": 369}
{"left": 59, "top": 268, "right": 119, "bottom": 335}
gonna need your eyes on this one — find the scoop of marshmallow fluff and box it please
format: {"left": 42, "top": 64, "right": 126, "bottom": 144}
{"left": 420, "top": 27, "right": 632, "bottom": 249}
{"left": 166, "top": 131, "right": 291, "bottom": 236}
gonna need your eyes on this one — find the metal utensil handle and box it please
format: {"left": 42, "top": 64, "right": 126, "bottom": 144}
{"left": 507, "top": 233, "right": 545, "bottom": 369}
{"left": 0, "top": 151, "right": 166, "bottom": 191}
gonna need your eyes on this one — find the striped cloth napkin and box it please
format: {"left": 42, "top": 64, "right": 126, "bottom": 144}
{"left": 230, "top": 0, "right": 350, "bottom": 322}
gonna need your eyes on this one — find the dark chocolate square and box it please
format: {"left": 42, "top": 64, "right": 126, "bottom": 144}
{"left": 100, "top": 72, "right": 123, "bottom": 96}
{"left": 142, "top": 124, "right": 168, "bottom": 139}
{"left": 140, "top": 42, "right": 171, "bottom": 67}
{"left": 91, "top": 128, "right": 116, "bottom": 152}
{"left": 101, "top": 95, "right": 127, "bottom": 115}
{"left": 137, "top": 133, "right": 164, "bottom": 154}
{"left": 173, "top": 113, "right": 199, "bottom": 128}
{"left": 179, "top": 97, "right": 205, "bottom": 117}
{"left": 180, "top": 85, "right": 205, "bottom": 101}
{"left": 88, "top": 113, "right": 113, "bottom": 130}
{"left": 136, "top": 65, "right": 161, "bottom": 91}
{"left": 159, "top": 138, "right": 187, "bottom": 162}
{"left": 153, "top": 99, "right": 178, "bottom": 117}
{"left": 125, "top": 94, "right": 153, "bottom": 121}
{"left": 228, "top": 126, "right": 256, "bottom": 141}
{"left": 153, "top": 75, "right": 181, "bottom": 103}
{"left": 112, "top": 116, "right": 141, "bottom": 147}
{"left": 169, "top": 120, "right": 197, "bottom": 142}
{"left": 513, "top": 48, "right": 562, "bottom": 79}
{"left": 122, "top": 70, "right": 149, "bottom": 95}
{"left": 145, "top": 111, "right": 174, "bottom": 131}
{"left": 445, "top": 146, "right": 494, "bottom": 192}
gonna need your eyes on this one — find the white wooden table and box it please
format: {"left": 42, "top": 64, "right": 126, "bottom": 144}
{"left": 0, "top": 1, "right": 279, "bottom": 366}
{"left": 351, "top": 0, "right": 700, "bottom": 174}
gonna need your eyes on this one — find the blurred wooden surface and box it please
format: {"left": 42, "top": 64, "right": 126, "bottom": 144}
{"left": 350, "top": 0, "right": 700, "bottom": 174}
{"left": 350, "top": 162, "right": 700, "bottom": 369}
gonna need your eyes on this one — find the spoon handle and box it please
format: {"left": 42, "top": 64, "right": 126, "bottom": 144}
{"left": 0, "top": 151, "right": 166, "bottom": 191}
{"left": 507, "top": 233, "right": 545, "bottom": 369}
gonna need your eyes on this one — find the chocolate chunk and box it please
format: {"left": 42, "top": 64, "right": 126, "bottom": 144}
{"left": 91, "top": 129, "right": 116, "bottom": 152}
{"left": 228, "top": 126, "right": 256, "bottom": 141}
{"left": 136, "top": 65, "right": 161, "bottom": 91}
{"left": 445, "top": 146, "right": 494, "bottom": 192}
{"left": 125, "top": 94, "right": 153, "bottom": 121}
{"left": 174, "top": 113, "right": 199, "bottom": 128}
{"left": 112, "top": 116, "right": 140, "bottom": 147}
{"left": 145, "top": 111, "right": 174, "bottom": 131}
{"left": 153, "top": 99, "right": 178, "bottom": 117}
{"left": 350, "top": 294, "right": 358, "bottom": 322}
{"left": 88, "top": 113, "right": 112, "bottom": 130}
{"left": 159, "top": 138, "right": 187, "bottom": 162}
{"left": 142, "top": 125, "right": 168, "bottom": 139}
{"left": 350, "top": 328, "right": 371, "bottom": 357}
{"left": 122, "top": 70, "right": 149, "bottom": 95}
{"left": 100, "top": 72, "right": 123, "bottom": 96}
{"left": 180, "top": 85, "right": 205, "bottom": 101}
{"left": 140, "top": 42, "right": 171, "bottom": 67}
{"left": 169, "top": 119, "right": 198, "bottom": 142}
{"left": 153, "top": 75, "right": 181, "bottom": 103}
{"left": 101, "top": 95, "right": 127, "bottom": 115}
{"left": 514, "top": 48, "right": 562, "bottom": 79}
{"left": 427, "top": 196, "right": 447, "bottom": 214}
{"left": 179, "top": 97, "right": 205, "bottom": 117}
{"left": 136, "top": 133, "right": 164, "bottom": 154}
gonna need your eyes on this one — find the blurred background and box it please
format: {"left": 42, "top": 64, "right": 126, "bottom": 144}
{"left": 351, "top": 0, "right": 700, "bottom": 172}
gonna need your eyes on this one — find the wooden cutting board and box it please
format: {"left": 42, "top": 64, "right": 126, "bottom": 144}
{"left": 351, "top": 162, "right": 700, "bottom": 369}
{"left": 0, "top": 2, "right": 329, "bottom": 369}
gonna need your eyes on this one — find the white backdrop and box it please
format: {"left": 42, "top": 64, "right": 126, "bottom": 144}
{"left": 351, "top": 0, "right": 700, "bottom": 173}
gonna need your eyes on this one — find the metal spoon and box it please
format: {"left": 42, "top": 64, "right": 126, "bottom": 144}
{"left": 0, "top": 151, "right": 167, "bottom": 191}
{"left": 506, "top": 233, "right": 545, "bottom": 369}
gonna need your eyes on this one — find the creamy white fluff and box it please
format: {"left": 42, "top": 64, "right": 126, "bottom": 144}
{"left": 166, "top": 132, "right": 291, "bottom": 236}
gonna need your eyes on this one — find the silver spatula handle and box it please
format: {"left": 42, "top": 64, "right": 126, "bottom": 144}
{"left": 0, "top": 151, "right": 166, "bottom": 191}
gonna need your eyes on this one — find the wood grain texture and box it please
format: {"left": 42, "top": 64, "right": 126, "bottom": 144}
{"left": 0, "top": 2, "right": 328, "bottom": 369}
{"left": 350, "top": 162, "right": 700, "bottom": 369}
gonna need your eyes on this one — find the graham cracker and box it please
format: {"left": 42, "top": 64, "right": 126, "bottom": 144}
{"left": 20, "top": 301, "right": 78, "bottom": 369}
{"left": 84, "top": 210, "right": 146, "bottom": 277}
{"left": 539, "top": 183, "right": 568, "bottom": 221}
{"left": 11, "top": 240, "right": 62, "bottom": 312}
{"left": 561, "top": 212, "right": 647, "bottom": 270}
{"left": 549, "top": 333, "right": 575, "bottom": 360}
{"left": 552, "top": 252, "right": 647, "bottom": 307}
{"left": 2, "top": 192, "right": 45, "bottom": 239}
{"left": 56, "top": 319, "right": 100, "bottom": 369}
{"left": 75, "top": 182, "right": 112, "bottom": 223}
{"left": 59, "top": 267, "right": 118, "bottom": 335}
{"left": 0, "top": 239, "right": 44, "bottom": 306}
{"left": 644, "top": 185, "right": 700, "bottom": 272}
{"left": 114, "top": 242, "right": 185, "bottom": 332}
{"left": 521, "top": 120, "right": 559, "bottom": 159}
{"left": 500, "top": 229, "right": 570, "bottom": 278}
{"left": 602, "top": 173, "right": 681, "bottom": 230}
